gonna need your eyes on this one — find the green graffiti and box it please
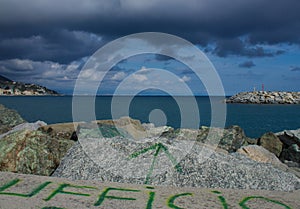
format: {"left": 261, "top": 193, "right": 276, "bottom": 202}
{"left": 211, "top": 191, "right": 228, "bottom": 209}
{"left": 0, "top": 178, "right": 51, "bottom": 197}
{"left": 211, "top": 190, "right": 222, "bottom": 194}
{"left": 167, "top": 193, "right": 193, "bottom": 209}
{"left": 129, "top": 142, "right": 183, "bottom": 184}
{"left": 0, "top": 177, "right": 297, "bottom": 209}
{"left": 146, "top": 191, "right": 155, "bottom": 209}
{"left": 94, "top": 187, "right": 140, "bottom": 206}
{"left": 44, "top": 183, "right": 97, "bottom": 201}
{"left": 145, "top": 185, "right": 156, "bottom": 209}
{"left": 0, "top": 179, "right": 19, "bottom": 191}
{"left": 239, "top": 196, "right": 292, "bottom": 209}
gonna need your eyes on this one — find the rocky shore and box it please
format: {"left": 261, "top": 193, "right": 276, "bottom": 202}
{"left": 0, "top": 104, "right": 299, "bottom": 192}
{"left": 226, "top": 91, "right": 300, "bottom": 104}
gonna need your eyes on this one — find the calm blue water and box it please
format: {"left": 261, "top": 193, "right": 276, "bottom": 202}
{"left": 0, "top": 96, "right": 299, "bottom": 138}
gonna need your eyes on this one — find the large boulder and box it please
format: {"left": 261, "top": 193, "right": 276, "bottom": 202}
{"left": 276, "top": 129, "right": 300, "bottom": 147}
{"left": 96, "top": 116, "right": 147, "bottom": 139}
{"left": 0, "top": 130, "right": 74, "bottom": 176}
{"left": 53, "top": 135, "right": 299, "bottom": 191}
{"left": 0, "top": 104, "right": 25, "bottom": 134}
{"left": 38, "top": 122, "right": 80, "bottom": 140}
{"left": 281, "top": 144, "right": 300, "bottom": 164}
{"left": 197, "top": 125, "right": 252, "bottom": 152}
{"left": 258, "top": 132, "right": 283, "bottom": 157}
{"left": 78, "top": 122, "right": 128, "bottom": 139}
{"left": 276, "top": 129, "right": 300, "bottom": 165}
{"left": 0, "top": 120, "right": 47, "bottom": 140}
{"left": 237, "top": 145, "right": 285, "bottom": 168}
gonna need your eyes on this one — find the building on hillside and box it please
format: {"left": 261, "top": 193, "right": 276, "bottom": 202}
{"left": 22, "top": 90, "right": 33, "bottom": 95}
{"left": 14, "top": 88, "right": 22, "bottom": 95}
{"left": 3, "top": 86, "right": 12, "bottom": 95}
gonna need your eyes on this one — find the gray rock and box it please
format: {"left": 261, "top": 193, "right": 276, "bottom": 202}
{"left": 0, "top": 129, "right": 74, "bottom": 176}
{"left": 53, "top": 136, "right": 299, "bottom": 191}
{"left": 276, "top": 128, "right": 300, "bottom": 165}
{"left": 0, "top": 104, "right": 25, "bottom": 134}
{"left": 237, "top": 145, "right": 284, "bottom": 168}
{"left": 281, "top": 144, "right": 300, "bottom": 164}
{"left": 197, "top": 125, "right": 251, "bottom": 152}
{"left": 284, "top": 160, "right": 300, "bottom": 168}
{"left": 258, "top": 132, "right": 283, "bottom": 157}
{"left": 276, "top": 128, "right": 300, "bottom": 147}
{"left": 146, "top": 126, "right": 174, "bottom": 138}
{"left": 0, "top": 121, "right": 47, "bottom": 140}
{"left": 142, "top": 123, "right": 155, "bottom": 130}
{"left": 39, "top": 122, "right": 80, "bottom": 140}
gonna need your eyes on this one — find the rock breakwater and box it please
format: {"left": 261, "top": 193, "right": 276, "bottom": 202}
{"left": 226, "top": 91, "right": 300, "bottom": 104}
{"left": 0, "top": 104, "right": 299, "bottom": 192}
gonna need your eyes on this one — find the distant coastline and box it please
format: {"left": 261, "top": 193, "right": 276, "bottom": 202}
{"left": 226, "top": 91, "right": 300, "bottom": 104}
{"left": 0, "top": 74, "right": 59, "bottom": 96}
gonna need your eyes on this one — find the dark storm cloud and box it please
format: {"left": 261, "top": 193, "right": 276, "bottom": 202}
{"left": 0, "top": 0, "right": 300, "bottom": 62}
{"left": 213, "top": 38, "right": 285, "bottom": 57}
{"left": 0, "top": 30, "right": 105, "bottom": 63}
{"left": 239, "top": 61, "right": 256, "bottom": 68}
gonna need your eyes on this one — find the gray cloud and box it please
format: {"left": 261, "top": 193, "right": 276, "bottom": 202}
{"left": 213, "top": 38, "right": 285, "bottom": 57}
{"left": 0, "top": 58, "right": 85, "bottom": 92}
{"left": 239, "top": 61, "right": 256, "bottom": 68}
{"left": 154, "top": 54, "right": 175, "bottom": 62}
{"left": 0, "top": 30, "right": 104, "bottom": 63}
{"left": 290, "top": 66, "right": 300, "bottom": 72}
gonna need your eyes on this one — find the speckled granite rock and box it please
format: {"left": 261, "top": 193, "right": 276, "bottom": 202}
{"left": 1, "top": 171, "right": 300, "bottom": 209}
{"left": 53, "top": 136, "right": 300, "bottom": 191}
{"left": 0, "top": 104, "right": 25, "bottom": 134}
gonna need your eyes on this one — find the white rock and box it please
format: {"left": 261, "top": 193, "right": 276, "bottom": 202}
{"left": 0, "top": 121, "right": 47, "bottom": 139}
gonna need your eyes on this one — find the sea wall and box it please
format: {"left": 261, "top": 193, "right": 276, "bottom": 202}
{"left": 0, "top": 172, "right": 299, "bottom": 209}
{"left": 226, "top": 91, "right": 300, "bottom": 104}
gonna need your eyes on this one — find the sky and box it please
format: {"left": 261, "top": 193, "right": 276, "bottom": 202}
{"left": 0, "top": 0, "right": 299, "bottom": 95}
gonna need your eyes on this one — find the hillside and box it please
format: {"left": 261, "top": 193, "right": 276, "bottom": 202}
{"left": 0, "top": 75, "right": 59, "bottom": 96}
{"left": 0, "top": 75, "right": 12, "bottom": 82}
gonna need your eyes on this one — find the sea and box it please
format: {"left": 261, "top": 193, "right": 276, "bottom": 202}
{"left": 0, "top": 95, "right": 299, "bottom": 138}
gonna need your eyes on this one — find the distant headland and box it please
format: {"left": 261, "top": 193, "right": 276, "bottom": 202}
{"left": 226, "top": 91, "right": 300, "bottom": 104}
{"left": 0, "top": 75, "right": 59, "bottom": 96}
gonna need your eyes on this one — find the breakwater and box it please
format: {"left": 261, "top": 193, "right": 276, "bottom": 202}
{"left": 226, "top": 91, "right": 300, "bottom": 104}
